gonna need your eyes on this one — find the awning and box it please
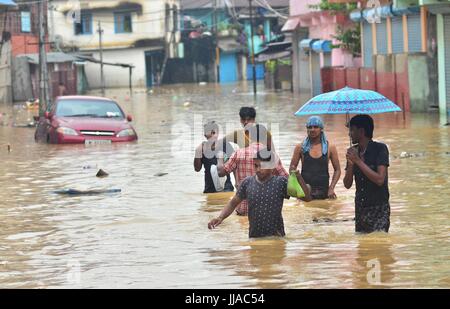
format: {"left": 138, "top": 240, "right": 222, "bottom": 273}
{"left": 19, "top": 52, "right": 81, "bottom": 64}
{"left": 311, "top": 40, "right": 332, "bottom": 53}
{"left": 256, "top": 50, "right": 291, "bottom": 62}
{"left": 256, "top": 40, "right": 292, "bottom": 55}
{"left": 0, "top": 0, "right": 17, "bottom": 7}
{"left": 281, "top": 17, "right": 301, "bottom": 32}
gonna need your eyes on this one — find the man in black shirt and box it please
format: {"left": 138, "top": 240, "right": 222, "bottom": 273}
{"left": 208, "top": 149, "right": 311, "bottom": 238}
{"left": 343, "top": 115, "right": 391, "bottom": 233}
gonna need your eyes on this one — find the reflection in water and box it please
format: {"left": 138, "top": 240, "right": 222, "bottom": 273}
{"left": 353, "top": 235, "right": 395, "bottom": 288}
{"left": 208, "top": 239, "right": 287, "bottom": 289}
{"left": 0, "top": 83, "right": 449, "bottom": 288}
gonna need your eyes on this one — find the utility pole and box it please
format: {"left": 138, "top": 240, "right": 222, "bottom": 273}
{"left": 248, "top": 0, "right": 257, "bottom": 96}
{"left": 213, "top": 0, "right": 220, "bottom": 83}
{"left": 38, "top": 0, "right": 51, "bottom": 116}
{"left": 49, "top": 2, "right": 55, "bottom": 43}
{"left": 97, "top": 21, "right": 106, "bottom": 97}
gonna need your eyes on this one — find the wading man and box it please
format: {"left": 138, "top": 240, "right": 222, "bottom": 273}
{"left": 289, "top": 116, "right": 341, "bottom": 200}
{"left": 343, "top": 114, "right": 391, "bottom": 233}
{"left": 217, "top": 124, "right": 288, "bottom": 216}
{"left": 209, "top": 149, "right": 311, "bottom": 238}
{"left": 222, "top": 107, "right": 274, "bottom": 151}
{"left": 194, "top": 121, "right": 234, "bottom": 193}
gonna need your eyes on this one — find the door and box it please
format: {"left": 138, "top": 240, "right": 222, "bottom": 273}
{"left": 145, "top": 52, "right": 153, "bottom": 88}
{"left": 376, "top": 19, "right": 388, "bottom": 55}
{"left": 363, "top": 21, "right": 373, "bottom": 67}
{"left": 391, "top": 17, "right": 404, "bottom": 54}
{"left": 444, "top": 14, "right": 450, "bottom": 107}
{"left": 246, "top": 63, "right": 265, "bottom": 80}
{"left": 310, "top": 52, "right": 322, "bottom": 96}
{"left": 219, "top": 52, "right": 238, "bottom": 83}
{"left": 407, "top": 14, "right": 422, "bottom": 53}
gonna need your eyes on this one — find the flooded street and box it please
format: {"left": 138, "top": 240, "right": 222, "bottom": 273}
{"left": 0, "top": 83, "right": 449, "bottom": 288}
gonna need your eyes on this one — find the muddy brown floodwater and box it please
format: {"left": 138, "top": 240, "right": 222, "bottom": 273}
{"left": 0, "top": 83, "right": 449, "bottom": 288}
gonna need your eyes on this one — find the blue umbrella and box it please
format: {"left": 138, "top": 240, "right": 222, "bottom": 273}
{"left": 295, "top": 86, "right": 401, "bottom": 116}
{"left": 294, "top": 87, "right": 402, "bottom": 145}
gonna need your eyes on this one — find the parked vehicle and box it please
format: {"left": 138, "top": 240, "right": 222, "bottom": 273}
{"left": 35, "top": 96, "right": 138, "bottom": 144}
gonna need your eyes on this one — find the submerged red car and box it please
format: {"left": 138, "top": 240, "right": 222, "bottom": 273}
{"left": 35, "top": 96, "right": 138, "bottom": 144}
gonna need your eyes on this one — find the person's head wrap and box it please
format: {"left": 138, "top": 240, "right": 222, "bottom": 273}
{"left": 302, "top": 116, "right": 328, "bottom": 156}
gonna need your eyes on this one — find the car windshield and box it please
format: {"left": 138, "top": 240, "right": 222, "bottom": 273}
{"left": 55, "top": 99, "right": 125, "bottom": 119}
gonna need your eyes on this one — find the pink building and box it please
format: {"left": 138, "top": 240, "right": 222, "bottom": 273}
{"left": 283, "top": 0, "right": 361, "bottom": 95}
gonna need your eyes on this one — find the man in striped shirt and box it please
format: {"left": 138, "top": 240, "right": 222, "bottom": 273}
{"left": 217, "top": 124, "right": 288, "bottom": 216}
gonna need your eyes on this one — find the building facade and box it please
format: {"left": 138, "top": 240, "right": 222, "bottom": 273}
{"left": 178, "top": 0, "right": 289, "bottom": 84}
{"left": 50, "top": 0, "right": 181, "bottom": 89}
{"left": 283, "top": 0, "right": 361, "bottom": 95}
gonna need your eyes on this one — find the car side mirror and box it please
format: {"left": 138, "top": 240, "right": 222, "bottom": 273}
{"left": 127, "top": 115, "right": 133, "bottom": 122}
{"left": 44, "top": 111, "right": 52, "bottom": 120}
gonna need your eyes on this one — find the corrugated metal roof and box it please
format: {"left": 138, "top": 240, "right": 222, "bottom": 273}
{"left": 0, "top": 0, "right": 17, "bottom": 7}
{"left": 256, "top": 50, "right": 291, "bottom": 62}
{"left": 18, "top": 52, "right": 80, "bottom": 64}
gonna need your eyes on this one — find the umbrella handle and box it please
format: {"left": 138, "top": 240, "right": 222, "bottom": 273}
{"left": 346, "top": 112, "right": 352, "bottom": 147}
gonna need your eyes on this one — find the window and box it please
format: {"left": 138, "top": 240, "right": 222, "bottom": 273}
{"left": 74, "top": 13, "right": 93, "bottom": 35}
{"left": 21, "top": 11, "right": 31, "bottom": 33}
{"left": 114, "top": 12, "right": 133, "bottom": 33}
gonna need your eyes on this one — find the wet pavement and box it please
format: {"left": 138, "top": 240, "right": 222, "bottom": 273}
{"left": 0, "top": 83, "right": 449, "bottom": 288}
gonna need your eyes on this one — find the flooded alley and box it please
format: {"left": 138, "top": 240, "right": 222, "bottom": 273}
{"left": 0, "top": 83, "right": 449, "bottom": 288}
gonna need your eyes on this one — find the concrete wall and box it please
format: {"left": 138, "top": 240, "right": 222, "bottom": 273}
{"left": 324, "top": 53, "right": 438, "bottom": 112}
{"left": 359, "top": 67, "right": 376, "bottom": 91}
{"left": 346, "top": 67, "right": 361, "bottom": 89}
{"left": 0, "top": 41, "right": 13, "bottom": 105}
{"left": 12, "top": 56, "right": 33, "bottom": 102}
{"left": 85, "top": 47, "right": 152, "bottom": 88}
{"left": 394, "top": 53, "right": 410, "bottom": 111}
{"left": 375, "top": 54, "right": 396, "bottom": 103}
{"left": 407, "top": 54, "right": 433, "bottom": 112}
{"left": 333, "top": 67, "right": 347, "bottom": 90}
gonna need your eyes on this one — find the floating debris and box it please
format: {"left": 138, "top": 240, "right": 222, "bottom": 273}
{"left": 82, "top": 164, "right": 97, "bottom": 169}
{"left": 7, "top": 144, "right": 11, "bottom": 153}
{"left": 154, "top": 172, "right": 168, "bottom": 177}
{"left": 96, "top": 169, "right": 109, "bottom": 178}
{"left": 396, "top": 152, "right": 425, "bottom": 159}
{"left": 312, "top": 217, "right": 354, "bottom": 223}
{"left": 12, "top": 122, "right": 35, "bottom": 128}
{"left": 312, "top": 218, "right": 333, "bottom": 223}
{"left": 183, "top": 101, "right": 191, "bottom": 107}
